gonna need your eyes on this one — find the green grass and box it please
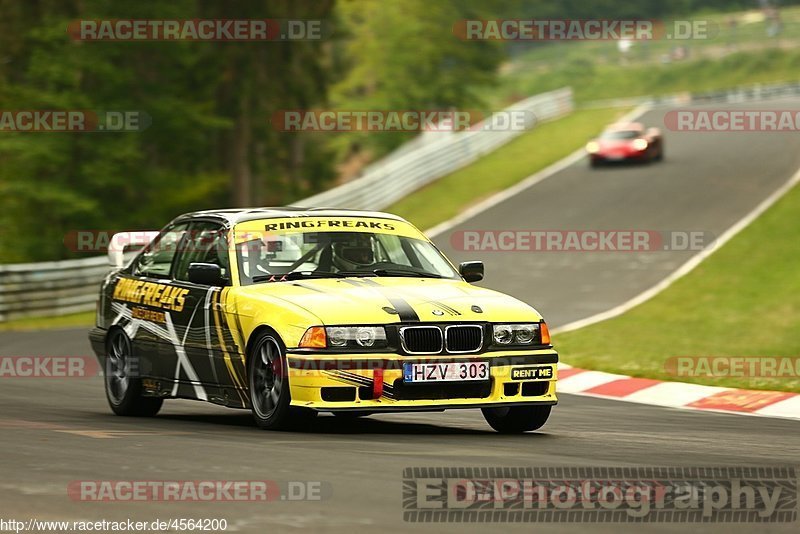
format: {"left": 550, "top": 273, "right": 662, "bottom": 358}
{"left": 387, "top": 107, "right": 629, "bottom": 231}
{"left": 0, "top": 311, "right": 94, "bottom": 332}
{"left": 482, "top": 6, "right": 800, "bottom": 107}
{"left": 554, "top": 184, "right": 800, "bottom": 393}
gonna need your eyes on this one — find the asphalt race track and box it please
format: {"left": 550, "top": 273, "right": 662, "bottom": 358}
{"left": 1, "top": 101, "right": 799, "bottom": 533}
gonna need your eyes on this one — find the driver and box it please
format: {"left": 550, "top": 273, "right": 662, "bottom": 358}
{"left": 331, "top": 234, "right": 375, "bottom": 272}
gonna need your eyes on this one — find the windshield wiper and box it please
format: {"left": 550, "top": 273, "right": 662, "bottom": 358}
{"left": 252, "top": 271, "right": 345, "bottom": 283}
{"left": 371, "top": 268, "right": 442, "bottom": 278}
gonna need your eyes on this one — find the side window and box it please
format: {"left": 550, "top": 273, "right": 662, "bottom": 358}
{"left": 173, "top": 221, "right": 230, "bottom": 284}
{"left": 132, "top": 224, "right": 189, "bottom": 279}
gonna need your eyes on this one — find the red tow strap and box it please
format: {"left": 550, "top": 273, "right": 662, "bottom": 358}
{"left": 372, "top": 368, "right": 384, "bottom": 399}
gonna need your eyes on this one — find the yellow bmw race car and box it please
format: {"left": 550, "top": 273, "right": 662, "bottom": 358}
{"left": 89, "top": 208, "right": 558, "bottom": 433}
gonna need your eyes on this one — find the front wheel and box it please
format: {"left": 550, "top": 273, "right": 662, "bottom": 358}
{"left": 104, "top": 329, "right": 163, "bottom": 417}
{"left": 481, "top": 405, "right": 551, "bottom": 433}
{"left": 248, "top": 331, "right": 316, "bottom": 430}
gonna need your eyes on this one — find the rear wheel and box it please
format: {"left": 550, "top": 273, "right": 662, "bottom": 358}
{"left": 104, "top": 329, "right": 163, "bottom": 417}
{"left": 248, "top": 331, "right": 316, "bottom": 430}
{"left": 481, "top": 405, "right": 551, "bottom": 433}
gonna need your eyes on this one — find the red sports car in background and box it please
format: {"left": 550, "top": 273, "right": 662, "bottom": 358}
{"left": 586, "top": 122, "right": 664, "bottom": 167}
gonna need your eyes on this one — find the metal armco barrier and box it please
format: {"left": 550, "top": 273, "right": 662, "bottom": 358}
{"left": 299, "top": 87, "right": 574, "bottom": 210}
{"left": 0, "top": 256, "right": 108, "bottom": 322}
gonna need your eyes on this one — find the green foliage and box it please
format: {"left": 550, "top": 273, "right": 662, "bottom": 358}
{"left": 3, "top": 0, "right": 799, "bottom": 262}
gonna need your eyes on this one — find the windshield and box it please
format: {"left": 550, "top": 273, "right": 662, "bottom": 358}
{"left": 600, "top": 130, "right": 641, "bottom": 140}
{"left": 234, "top": 226, "right": 460, "bottom": 285}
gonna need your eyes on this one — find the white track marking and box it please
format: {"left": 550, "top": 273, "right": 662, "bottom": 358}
{"left": 754, "top": 396, "right": 800, "bottom": 418}
{"left": 556, "top": 370, "right": 627, "bottom": 393}
{"left": 621, "top": 382, "right": 730, "bottom": 408}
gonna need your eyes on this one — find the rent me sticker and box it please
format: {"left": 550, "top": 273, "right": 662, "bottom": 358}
{"left": 510, "top": 365, "right": 554, "bottom": 380}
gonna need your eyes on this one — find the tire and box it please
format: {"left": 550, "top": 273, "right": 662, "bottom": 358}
{"left": 481, "top": 405, "right": 551, "bottom": 433}
{"left": 104, "top": 329, "right": 163, "bottom": 417}
{"left": 247, "top": 330, "right": 316, "bottom": 430}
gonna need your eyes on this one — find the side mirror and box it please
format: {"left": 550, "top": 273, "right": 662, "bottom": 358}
{"left": 459, "top": 261, "right": 484, "bottom": 283}
{"left": 187, "top": 263, "right": 226, "bottom": 286}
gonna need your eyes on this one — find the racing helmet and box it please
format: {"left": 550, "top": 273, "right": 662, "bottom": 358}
{"left": 331, "top": 235, "right": 375, "bottom": 272}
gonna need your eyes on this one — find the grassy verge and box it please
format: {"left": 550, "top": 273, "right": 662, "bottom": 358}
{"left": 482, "top": 6, "right": 800, "bottom": 107}
{"left": 489, "top": 48, "right": 800, "bottom": 107}
{"left": 0, "top": 311, "right": 95, "bottom": 332}
{"left": 554, "top": 183, "right": 800, "bottom": 393}
{"left": 387, "top": 107, "right": 629, "bottom": 231}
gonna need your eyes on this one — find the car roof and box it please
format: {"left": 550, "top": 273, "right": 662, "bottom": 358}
{"left": 171, "top": 207, "right": 409, "bottom": 227}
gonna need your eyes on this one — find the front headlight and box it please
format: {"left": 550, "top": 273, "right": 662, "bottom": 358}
{"left": 632, "top": 138, "right": 648, "bottom": 151}
{"left": 492, "top": 323, "right": 541, "bottom": 346}
{"left": 586, "top": 141, "right": 600, "bottom": 153}
{"left": 325, "top": 326, "right": 388, "bottom": 349}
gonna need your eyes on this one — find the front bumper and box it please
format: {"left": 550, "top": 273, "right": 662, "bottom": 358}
{"left": 591, "top": 150, "right": 647, "bottom": 163}
{"left": 285, "top": 349, "right": 558, "bottom": 412}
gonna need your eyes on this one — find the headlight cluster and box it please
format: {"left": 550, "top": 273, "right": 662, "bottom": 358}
{"left": 492, "top": 323, "right": 540, "bottom": 346}
{"left": 325, "top": 326, "right": 387, "bottom": 349}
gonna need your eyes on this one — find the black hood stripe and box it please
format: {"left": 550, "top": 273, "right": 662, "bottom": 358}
{"left": 341, "top": 277, "right": 420, "bottom": 322}
{"left": 386, "top": 297, "right": 420, "bottom": 322}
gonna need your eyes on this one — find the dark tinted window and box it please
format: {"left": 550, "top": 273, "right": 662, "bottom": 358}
{"left": 600, "top": 130, "right": 641, "bottom": 140}
{"left": 132, "top": 223, "right": 189, "bottom": 279}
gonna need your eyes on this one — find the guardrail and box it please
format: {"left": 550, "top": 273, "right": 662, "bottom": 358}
{"left": 299, "top": 87, "right": 574, "bottom": 210}
{"left": 582, "top": 80, "right": 800, "bottom": 109}
{"left": 0, "top": 256, "right": 108, "bottom": 322}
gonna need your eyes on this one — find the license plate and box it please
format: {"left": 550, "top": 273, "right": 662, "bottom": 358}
{"left": 606, "top": 154, "right": 625, "bottom": 161}
{"left": 403, "top": 361, "right": 489, "bottom": 383}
